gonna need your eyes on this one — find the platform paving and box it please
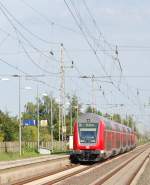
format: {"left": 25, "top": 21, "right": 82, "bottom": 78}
{"left": 0, "top": 154, "right": 68, "bottom": 170}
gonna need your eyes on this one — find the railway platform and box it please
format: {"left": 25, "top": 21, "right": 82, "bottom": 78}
{"left": 0, "top": 154, "right": 68, "bottom": 170}
{"left": 0, "top": 154, "right": 69, "bottom": 185}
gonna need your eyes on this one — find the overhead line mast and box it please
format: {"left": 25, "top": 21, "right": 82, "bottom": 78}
{"left": 59, "top": 43, "right": 75, "bottom": 145}
{"left": 60, "top": 43, "right": 66, "bottom": 146}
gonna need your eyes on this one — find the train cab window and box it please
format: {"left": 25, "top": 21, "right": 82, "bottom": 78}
{"left": 78, "top": 123, "right": 98, "bottom": 144}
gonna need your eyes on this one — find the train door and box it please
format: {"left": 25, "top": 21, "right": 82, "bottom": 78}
{"left": 107, "top": 130, "right": 112, "bottom": 151}
{"left": 123, "top": 127, "right": 126, "bottom": 150}
{"left": 120, "top": 126, "right": 123, "bottom": 150}
{"left": 128, "top": 129, "right": 131, "bottom": 149}
{"left": 104, "top": 129, "right": 107, "bottom": 151}
{"left": 104, "top": 120, "right": 112, "bottom": 155}
{"left": 104, "top": 130, "right": 112, "bottom": 151}
{"left": 112, "top": 130, "right": 116, "bottom": 149}
{"left": 116, "top": 124, "right": 120, "bottom": 151}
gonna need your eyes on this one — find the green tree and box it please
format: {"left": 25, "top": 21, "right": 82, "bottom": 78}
{"left": 85, "top": 105, "right": 98, "bottom": 114}
{"left": 39, "top": 127, "right": 51, "bottom": 142}
{"left": 22, "top": 102, "right": 37, "bottom": 120}
{"left": 128, "top": 116, "right": 135, "bottom": 128}
{"left": 68, "top": 95, "right": 81, "bottom": 118}
{"left": 22, "top": 95, "right": 60, "bottom": 141}
{"left": 67, "top": 95, "right": 82, "bottom": 135}
{"left": 0, "top": 131, "right": 4, "bottom": 141}
{"left": 85, "top": 106, "right": 93, "bottom": 113}
{"left": 112, "top": 114, "right": 121, "bottom": 123}
{"left": 22, "top": 126, "right": 37, "bottom": 141}
{"left": 42, "top": 96, "right": 59, "bottom": 140}
{"left": 122, "top": 119, "right": 128, "bottom": 126}
{"left": 122, "top": 115, "right": 135, "bottom": 128}
{"left": 0, "top": 111, "right": 18, "bottom": 141}
{"left": 97, "top": 110, "right": 103, "bottom": 116}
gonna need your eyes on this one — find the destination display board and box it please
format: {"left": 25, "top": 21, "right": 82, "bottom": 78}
{"left": 79, "top": 123, "right": 98, "bottom": 128}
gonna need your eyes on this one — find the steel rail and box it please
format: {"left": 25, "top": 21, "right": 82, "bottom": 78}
{"left": 51, "top": 147, "right": 149, "bottom": 185}
{"left": 89, "top": 147, "right": 150, "bottom": 185}
{"left": 13, "top": 163, "right": 78, "bottom": 185}
{"left": 129, "top": 154, "right": 150, "bottom": 185}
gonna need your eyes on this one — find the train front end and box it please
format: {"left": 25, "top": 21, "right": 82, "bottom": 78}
{"left": 70, "top": 113, "right": 105, "bottom": 163}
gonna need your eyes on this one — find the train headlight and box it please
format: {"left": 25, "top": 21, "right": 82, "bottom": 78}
{"left": 101, "top": 150, "right": 104, "bottom": 154}
{"left": 85, "top": 146, "right": 90, "bottom": 149}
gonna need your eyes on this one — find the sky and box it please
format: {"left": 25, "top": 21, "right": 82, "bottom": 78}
{"left": 0, "top": 0, "right": 150, "bottom": 133}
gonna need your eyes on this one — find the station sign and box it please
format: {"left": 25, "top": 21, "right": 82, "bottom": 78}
{"left": 62, "top": 126, "right": 66, "bottom": 133}
{"left": 23, "top": 119, "right": 37, "bottom": 126}
{"left": 40, "top": 120, "right": 48, "bottom": 127}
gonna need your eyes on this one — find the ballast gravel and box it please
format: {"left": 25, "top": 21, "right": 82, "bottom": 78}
{"left": 136, "top": 157, "right": 150, "bottom": 185}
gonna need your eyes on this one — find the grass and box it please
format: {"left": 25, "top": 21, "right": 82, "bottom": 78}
{"left": 0, "top": 149, "right": 70, "bottom": 161}
{"left": 51, "top": 150, "right": 70, "bottom": 155}
{"left": 0, "top": 151, "right": 41, "bottom": 161}
{"left": 137, "top": 140, "right": 150, "bottom": 146}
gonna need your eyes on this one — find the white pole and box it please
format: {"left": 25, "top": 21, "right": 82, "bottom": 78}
{"left": 37, "top": 84, "right": 40, "bottom": 152}
{"left": 77, "top": 103, "right": 79, "bottom": 120}
{"left": 19, "top": 75, "right": 22, "bottom": 156}
{"left": 58, "top": 100, "right": 61, "bottom": 144}
{"left": 50, "top": 95, "right": 53, "bottom": 152}
{"left": 70, "top": 103, "right": 72, "bottom": 135}
{"left": 60, "top": 43, "right": 64, "bottom": 150}
{"left": 92, "top": 75, "right": 95, "bottom": 113}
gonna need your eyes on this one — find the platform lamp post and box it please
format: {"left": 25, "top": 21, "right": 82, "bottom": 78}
{"left": 70, "top": 103, "right": 73, "bottom": 135}
{"left": 56, "top": 97, "right": 61, "bottom": 148}
{"left": 12, "top": 75, "right": 22, "bottom": 156}
{"left": 18, "top": 76, "right": 22, "bottom": 156}
{"left": 1, "top": 75, "right": 33, "bottom": 156}
{"left": 37, "top": 84, "right": 40, "bottom": 153}
{"left": 42, "top": 93, "right": 54, "bottom": 152}
{"left": 50, "top": 94, "right": 53, "bottom": 152}
{"left": 66, "top": 95, "right": 73, "bottom": 136}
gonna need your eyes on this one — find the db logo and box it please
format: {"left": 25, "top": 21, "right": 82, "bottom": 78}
{"left": 86, "top": 146, "right": 90, "bottom": 149}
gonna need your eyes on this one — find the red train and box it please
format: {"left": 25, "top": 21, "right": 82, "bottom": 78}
{"left": 70, "top": 113, "right": 137, "bottom": 162}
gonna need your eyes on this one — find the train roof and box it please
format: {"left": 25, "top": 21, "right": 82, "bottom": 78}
{"left": 78, "top": 113, "right": 101, "bottom": 123}
{"left": 78, "top": 113, "right": 133, "bottom": 131}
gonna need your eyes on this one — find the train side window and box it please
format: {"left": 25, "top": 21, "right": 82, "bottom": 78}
{"left": 127, "top": 128, "right": 130, "bottom": 133}
{"left": 123, "top": 127, "right": 126, "bottom": 133}
{"left": 119, "top": 125, "right": 122, "bottom": 133}
{"left": 105, "top": 120, "right": 112, "bottom": 130}
{"left": 116, "top": 124, "right": 120, "bottom": 132}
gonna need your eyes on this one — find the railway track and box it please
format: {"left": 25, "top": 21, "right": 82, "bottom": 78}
{"left": 13, "top": 163, "right": 78, "bottom": 185}
{"left": 130, "top": 155, "right": 150, "bottom": 185}
{"left": 17, "top": 144, "right": 149, "bottom": 185}
{"left": 90, "top": 147, "right": 150, "bottom": 185}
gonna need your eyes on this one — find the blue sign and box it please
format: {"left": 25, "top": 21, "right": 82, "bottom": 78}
{"left": 23, "top": 120, "right": 37, "bottom": 126}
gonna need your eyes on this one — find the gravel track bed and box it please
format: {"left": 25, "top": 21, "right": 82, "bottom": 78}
{"left": 136, "top": 157, "right": 150, "bottom": 185}
{"left": 55, "top": 146, "right": 149, "bottom": 185}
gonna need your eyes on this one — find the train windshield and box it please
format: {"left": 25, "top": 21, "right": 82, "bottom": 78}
{"left": 78, "top": 123, "right": 98, "bottom": 144}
